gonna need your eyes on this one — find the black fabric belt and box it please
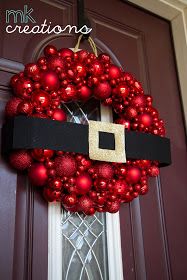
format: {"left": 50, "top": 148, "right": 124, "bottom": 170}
{"left": 2, "top": 116, "right": 171, "bottom": 166}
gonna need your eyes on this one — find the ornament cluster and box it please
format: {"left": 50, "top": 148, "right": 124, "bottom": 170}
{"left": 5, "top": 44, "right": 165, "bottom": 215}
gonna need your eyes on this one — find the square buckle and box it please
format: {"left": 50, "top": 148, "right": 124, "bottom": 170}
{"left": 88, "top": 121, "right": 126, "bottom": 163}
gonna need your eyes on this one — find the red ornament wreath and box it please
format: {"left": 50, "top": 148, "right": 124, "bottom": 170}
{"left": 5, "top": 39, "right": 165, "bottom": 215}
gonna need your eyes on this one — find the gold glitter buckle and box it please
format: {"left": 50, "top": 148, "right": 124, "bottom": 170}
{"left": 88, "top": 121, "right": 126, "bottom": 163}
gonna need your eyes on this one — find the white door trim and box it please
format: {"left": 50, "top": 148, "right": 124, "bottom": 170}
{"left": 129, "top": 0, "right": 187, "bottom": 130}
{"left": 48, "top": 105, "right": 124, "bottom": 280}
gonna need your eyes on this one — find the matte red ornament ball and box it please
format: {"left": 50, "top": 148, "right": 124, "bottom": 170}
{"left": 93, "top": 82, "right": 111, "bottom": 100}
{"left": 108, "top": 65, "right": 121, "bottom": 79}
{"left": 126, "top": 167, "right": 141, "bottom": 184}
{"left": 52, "top": 108, "right": 67, "bottom": 121}
{"left": 44, "top": 45, "right": 58, "bottom": 56}
{"left": 54, "top": 155, "right": 77, "bottom": 177}
{"left": 96, "top": 163, "right": 114, "bottom": 180}
{"left": 5, "top": 97, "right": 22, "bottom": 117}
{"left": 76, "top": 173, "right": 92, "bottom": 194}
{"left": 32, "top": 90, "right": 50, "bottom": 108}
{"left": 28, "top": 163, "right": 48, "bottom": 186}
{"left": 9, "top": 150, "right": 32, "bottom": 170}
{"left": 41, "top": 70, "right": 60, "bottom": 91}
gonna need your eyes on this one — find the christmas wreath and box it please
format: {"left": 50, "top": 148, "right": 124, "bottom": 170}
{"left": 3, "top": 36, "right": 171, "bottom": 215}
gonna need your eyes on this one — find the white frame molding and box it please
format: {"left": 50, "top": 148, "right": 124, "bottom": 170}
{"left": 48, "top": 1, "right": 187, "bottom": 279}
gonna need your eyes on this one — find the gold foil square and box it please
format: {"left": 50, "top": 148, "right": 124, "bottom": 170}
{"left": 88, "top": 121, "right": 126, "bottom": 163}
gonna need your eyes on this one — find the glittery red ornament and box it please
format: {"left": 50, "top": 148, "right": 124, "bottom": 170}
{"left": 76, "top": 173, "right": 92, "bottom": 194}
{"left": 54, "top": 155, "right": 77, "bottom": 177}
{"left": 14, "top": 78, "right": 33, "bottom": 98}
{"left": 96, "top": 163, "right": 114, "bottom": 180}
{"left": 9, "top": 150, "right": 32, "bottom": 170}
{"left": 131, "top": 95, "right": 146, "bottom": 108}
{"left": 32, "top": 90, "right": 50, "bottom": 108}
{"left": 5, "top": 97, "right": 22, "bottom": 117}
{"left": 52, "top": 108, "right": 67, "bottom": 121}
{"left": 106, "top": 200, "right": 120, "bottom": 213}
{"left": 41, "top": 70, "right": 60, "bottom": 91}
{"left": 113, "top": 180, "right": 128, "bottom": 195}
{"left": 47, "top": 56, "right": 64, "bottom": 70}
{"left": 77, "top": 85, "right": 92, "bottom": 101}
{"left": 93, "top": 82, "right": 111, "bottom": 100}
{"left": 44, "top": 45, "right": 58, "bottom": 56}
{"left": 78, "top": 195, "right": 93, "bottom": 212}
{"left": 28, "top": 163, "right": 48, "bottom": 186}
{"left": 127, "top": 167, "right": 141, "bottom": 184}
{"left": 108, "top": 65, "right": 121, "bottom": 79}
{"left": 148, "top": 166, "right": 159, "bottom": 177}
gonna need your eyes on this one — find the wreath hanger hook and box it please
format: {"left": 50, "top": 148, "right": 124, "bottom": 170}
{"left": 77, "top": 0, "right": 92, "bottom": 39}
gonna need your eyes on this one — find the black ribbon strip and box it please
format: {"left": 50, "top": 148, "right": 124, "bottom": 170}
{"left": 2, "top": 116, "right": 171, "bottom": 166}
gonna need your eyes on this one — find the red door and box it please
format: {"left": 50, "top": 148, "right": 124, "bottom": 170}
{"left": 0, "top": 1, "right": 187, "bottom": 279}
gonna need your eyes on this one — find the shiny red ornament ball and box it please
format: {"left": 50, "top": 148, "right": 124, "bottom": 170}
{"left": 24, "top": 63, "right": 40, "bottom": 78}
{"left": 41, "top": 70, "right": 60, "bottom": 91}
{"left": 17, "top": 101, "right": 33, "bottom": 115}
{"left": 108, "top": 65, "right": 121, "bottom": 79}
{"left": 77, "top": 85, "right": 92, "bottom": 101}
{"left": 93, "top": 82, "right": 111, "bottom": 100}
{"left": 116, "top": 84, "right": 129, "bottom": 99}
{"left": 9, "top": 150, "right": 32, "bottom": 170}
{"left": 63, "top": 194, "right": 77, "bottom": 207}
{"left": 61, "top": 84, "right": 77, "bottom": 102}
{"left": 90, "top": 61, "right": 104, "bottom": 76}
{"left": 44, "top": 45, "right": 58, "bottom": 56}
{"left": 43, "top": 188, "right": 61, "bottom": 202}
{"left": 48, "top": 178, "right": 62, "bottom": 190}
{"left": 32, "top": 90, "right": 50, "bottom": 108}
{"left": 54, "top": 155, "right": 77, "bottom": 177}
{"left": 127, "top": 167, "right": 141, "bottom": 184}
{"left": 5, "top": 97, "right": 22, "bottom": 117}
{"left": 14, "top": 78, "right": 33, "bottom": 98}
{"left": 52, "top": 108, "right": 67, "bottom": 121}
{"left": 28, "top": 163, "right": 48, "bottom": 186}
{"left": 96, "top": 163, "right": 114, "bottom": 180}
{"left": 76, "top": 173, "right": 92, "bottom": 194}
{"left": 138, "top": 113, "right": 153, "bottom": 127}
{"left": 58, "top": 48, "right": 73, "bottom": 58}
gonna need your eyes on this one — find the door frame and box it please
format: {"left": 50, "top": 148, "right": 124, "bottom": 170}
{"left": 128, "top": 0, "right": 187, "bottom": 131}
